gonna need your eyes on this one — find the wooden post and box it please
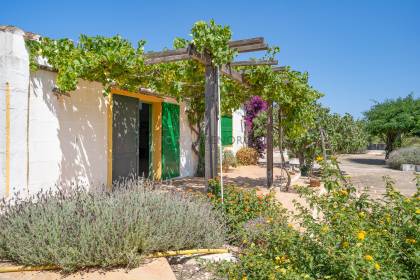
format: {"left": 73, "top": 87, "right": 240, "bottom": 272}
{"left": 204, "top": 64, "right": 219, "bottom": 187}
{"left": 266, "top": 101, "right": 274, "bottom": 188}
{"left": 278, "top": 106, "right": 285, "bottom": 168}
{"left": 320, "top": 127, "right": 327, "bottom": 160}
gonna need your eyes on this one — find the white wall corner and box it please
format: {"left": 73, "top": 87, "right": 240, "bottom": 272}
{"left": 232, "top": 107, "right": 246, "bottom": 154}
{"left": 0, "top": 26, "right": 30, "bottom": 197}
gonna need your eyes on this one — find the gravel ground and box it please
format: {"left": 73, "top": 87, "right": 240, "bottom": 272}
{"left": 168, "top": 257, "right": 224, "bottom": 280}
{"left": 338, "top": 152, "right": 418, "bottom": 197}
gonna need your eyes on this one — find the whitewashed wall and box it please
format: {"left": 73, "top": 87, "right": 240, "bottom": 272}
{"left": 0, "top": 26, "right": 214, "bottom": 197}
{"left": 179, "top": 102, "right": 198, "bottom": 177}
{"left": 0, "top": 27, "right": 30, "bottom": 197}
{"left": 28, "top": 71, "right": 108, "bottom": 194}
{"left": 232, "top": 107, "right": 246, "bottom": 154}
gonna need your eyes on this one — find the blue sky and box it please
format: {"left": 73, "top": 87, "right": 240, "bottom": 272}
{"left": 2, "top": 0, "right": 419, "bottom": 117}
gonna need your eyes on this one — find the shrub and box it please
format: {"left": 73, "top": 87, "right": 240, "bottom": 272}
{"left": 244, "top": 96, "right": 268, "bottom": 156}
{"left": 387, "top": 146, "right": 420, "bottom": 169}
{"left": 0, "top": 179, "right": 226, "bottom": 272}
{"left": 236, "top": 147, "right": 259, "bottom": 165}
{"left": 402, "top": 137, "right": 420, "bottom": 148}
{"left": 213, "top": 160, "right": 420, "bottom": 279}
{"left": 207, "top": 179, "right": 286, "bottom": 243}
{"left": 223, "top": 150, "right": 237, "bottom": 171}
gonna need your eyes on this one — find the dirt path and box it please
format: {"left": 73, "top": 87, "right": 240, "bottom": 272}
{"left": 338, "top": 152, "right": 418, "bottom": 197}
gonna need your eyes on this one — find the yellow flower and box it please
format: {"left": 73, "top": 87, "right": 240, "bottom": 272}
{"left": 339, "top": 189, "right": 348, "bottom": 196}
{"left": 374, "top": 262, "right": 381, "bottom": 271}
{"left": 279, "top": 268, "right": 287, "bottom": 274}
{"left": 358, "top": 212, "right": 365, "bottom": 218}
{"left": 357, "top": 230, "right": 366, "bottom": 240}
{"left": 364, "top": 255, "right": 373, "bottom": 261}
{"left": 416, "top": 208, "right": 420, "bottom": 214}
{"left": 275, "top": 256, "right": 288, "bottom": 264}
{"left": 405, "top": 238, "right": 416, "bottom": 244}
{"left": 266, "top": 218, "right": 273, "bottom": 224}
{"left": 242, "top": 277, "right": 247, "bottom": 280}
{"left": 321, "top": 225, "right": 329, "bottom": 233}
{"left": 316, "top": 155, "right": 324, "bottom": 162}
{"left": 287, "top": 223, "right": 293, "bottom": 228}
{"left": 342, "top": 241, "right": 349, "bottom": 248}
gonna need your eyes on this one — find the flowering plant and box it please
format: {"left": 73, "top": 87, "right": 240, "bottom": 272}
{"left": 207, "top": 179, "right": 285, "bottom": 243}
{"left": 244, "top": 96, "right": 268, "bottom": 156}
{"left": 213, "top": 160, "right": 420, "bottom": 279}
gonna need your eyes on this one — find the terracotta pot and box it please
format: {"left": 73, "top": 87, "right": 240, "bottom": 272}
{"left": 309, "top": 178, "right": 321, "bottom": 188}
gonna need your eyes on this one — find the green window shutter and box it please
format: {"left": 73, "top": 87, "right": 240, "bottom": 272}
{"left": 221, "top": 116, "right": 233, "bottom": 146}
{"left": 161, "top": 102, "right": 180, "bottom": 179}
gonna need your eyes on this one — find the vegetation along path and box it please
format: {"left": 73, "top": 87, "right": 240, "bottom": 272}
{"left": 338, "top": 152, "right": 417, "bottom": 197}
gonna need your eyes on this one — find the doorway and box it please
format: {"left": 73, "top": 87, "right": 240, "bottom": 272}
{"left": 138, "top": 102, "right": 151, "bottom": 177}
{"left": 112, "top": 94, "right": 151, "bottom": 182}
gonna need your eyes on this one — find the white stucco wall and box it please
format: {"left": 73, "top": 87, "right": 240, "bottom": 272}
{"left": 0, "top": 27, "right": 205, "bottom": 197}
{"left": 232, "top": 107, "right": 246, "bottom": 154}
{"left": 179, "top": 102, "right": 198, "bottom": 177}
{"left": 28, "top": 71, "right": 108, "bottom": 194}
{"left": 0, "top": 27, "right": 30, "bottom": 197}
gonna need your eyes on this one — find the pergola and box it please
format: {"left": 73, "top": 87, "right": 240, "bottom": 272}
{"left": 144, "top": 37, "right": 283, "bottom": 188}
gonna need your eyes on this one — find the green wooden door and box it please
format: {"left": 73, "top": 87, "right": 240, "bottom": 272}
{"left": 221, "top": 116, "right": 233, "bottom": 146}
{"left": 162, "top": 102, "right": 180, "bottom": 179}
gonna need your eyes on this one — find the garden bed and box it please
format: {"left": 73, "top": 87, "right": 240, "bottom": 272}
{"left": 0, "top": 179, "right": 225, "bottom": 272}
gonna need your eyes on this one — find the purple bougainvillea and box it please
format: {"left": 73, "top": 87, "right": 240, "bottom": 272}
{"left": 244, "top": 96, "right": 267, "bottom": 156}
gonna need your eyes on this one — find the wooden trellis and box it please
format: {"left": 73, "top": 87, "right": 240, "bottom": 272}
{"left": 144, "top": 37, "right": 279, "bottom": 187}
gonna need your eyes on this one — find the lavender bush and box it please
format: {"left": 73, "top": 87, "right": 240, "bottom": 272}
{"left": 0, "top": 179, "right": 225, "bottom": 271}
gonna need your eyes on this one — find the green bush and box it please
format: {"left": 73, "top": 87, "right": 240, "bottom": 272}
{"left": 223, "top": 150, "right": 237, "bottom": 171}
{"left": 213, "top": 161, "right": 420, "bottom": 279}
{"left": 236, "top": 147, "right": 259, "bottom": 166}
{"left": 0, "top": 179, "right": 226, "bottom": 272}
{"left": 207, "top": 180, "right": 286, "bottom": 244}
{"left": 387, "top": 146, "right": 420, "bottom": 169}
{"left": 402, "top": 137, "right": 420, "bottom": 148}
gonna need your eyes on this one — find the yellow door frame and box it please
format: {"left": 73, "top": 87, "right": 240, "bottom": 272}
{"left": 107, "top": 88, "right": 162, "bottom": 189}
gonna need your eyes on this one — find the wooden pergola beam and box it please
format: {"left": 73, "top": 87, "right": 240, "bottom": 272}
{"left": 272, "top": 66, "right": 287, "bottom": 72}
{"left": 144, "top": 37, "right": 269, "bottom": 63}
{"left": 230, "top": 60, "right": 278, "bottom": 66}
{"left": 144, "top": 47, "right": 189, "bottom": 59}
{"left": 228, "top": 37, "right": 264, "bottom": 48}
{"left": 220, "top": 65, "right": 244, "bottom": 83}
{"left": 144, "top": 53, "right": 191, "bottom": 65}
{"left": 234, "top": 43, "right": 268, "bottom": 53}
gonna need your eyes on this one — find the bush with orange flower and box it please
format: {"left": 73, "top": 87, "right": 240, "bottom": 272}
{"left": 212, "top": 161, "right": 419, "bottom": 279}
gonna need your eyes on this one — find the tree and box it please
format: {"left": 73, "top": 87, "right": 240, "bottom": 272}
{"left": 254, "top": 104, "right": 368, "bottom": 172}
{"left": 364, "top": 94, "right": 420, "bottom": 158}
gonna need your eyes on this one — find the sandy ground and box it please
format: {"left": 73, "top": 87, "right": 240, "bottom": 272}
{"left": 338, "top": 152, "right": 418, "bottom": 197}
{"left": 167, "top": 164, "right": 312, "bottom": 214}
{"left": 0, "top": 258, "right": 176, "bottom": 280}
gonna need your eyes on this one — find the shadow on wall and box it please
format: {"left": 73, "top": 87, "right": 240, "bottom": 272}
{"left": 30, "top": 70, "right": 107, "bottom": 191}
{"left": 179, "top": 103, "right": 198, "bottom": 177}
